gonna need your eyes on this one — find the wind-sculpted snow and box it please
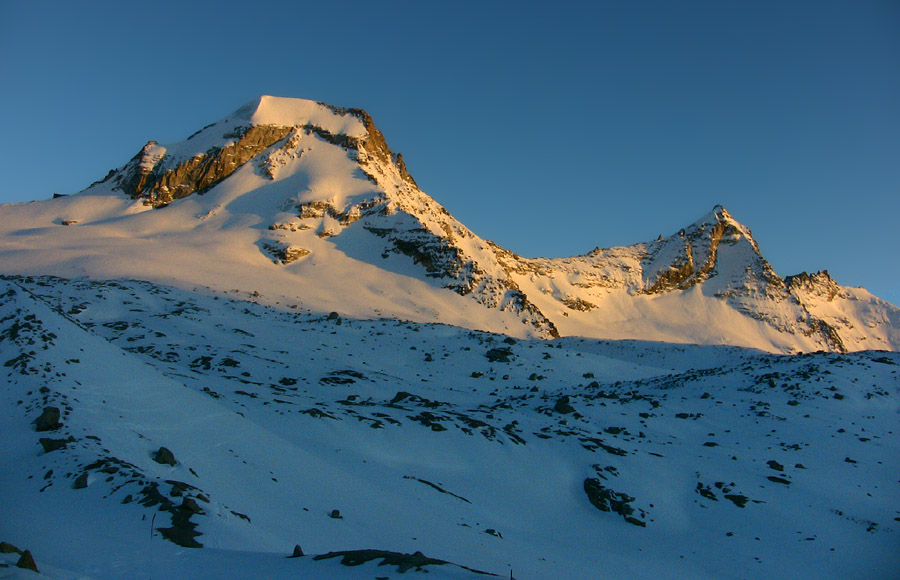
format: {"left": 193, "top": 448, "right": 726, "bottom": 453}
{"left": 1, "top": 275, "right": 898, "bottom": 579}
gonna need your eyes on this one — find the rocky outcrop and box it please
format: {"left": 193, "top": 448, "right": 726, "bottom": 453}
{"left": 367, "top": 224, "right": 558, "bottom": 337}
{"left": 642, "top": 207, "right": 778, "bottom": 294}
{"left": 321, "top": 104, "right": 418, "bottom": 188}
{"left": 584, "top": 477, "right": 646, "bottom": 527}
{"left": 114, "top": 141, "right": 166, "bottom": 198}
{"left": 786, "top": 271, "right": 841, "bottom": 302}
{"left": 16, "top": 550, "right": 38, "bottom": 573}
{"left": 115, "top": 125, "right": 294, "bottom": 206}
{"left": 153, "top": 446, "right": 177, "bottom": 466}
{"left": 262, "top": 242, "right": 310, "bottom": 264}
{"left": 644, "top": 257, "right": 695, "bottom": 294}
{"left": 33, "top": 406, "right": 61, "bottom": 431}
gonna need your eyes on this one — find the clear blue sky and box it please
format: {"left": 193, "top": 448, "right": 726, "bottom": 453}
{"left": 1, "top": 0, "right": 898, "bottom": 305}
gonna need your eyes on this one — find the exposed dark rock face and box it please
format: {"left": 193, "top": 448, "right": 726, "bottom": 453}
{"left": 641, "top": 212, "right": 771, "bottom": 294}
{"left": 644, "top": 258, "right": 696, "bottom": 294}
{"left": 312, "top": 549, "right": 446, "bottom": 573}
{"left": 179, "top": 497, "right": 204, "bottom": 514}
{"left": 311, "top": 202, "right": 558, "bottom": 338}
{"left": 321, "top": 105, "right": 418, "bottom": 188}
{"left": 114, "top": 141, "right": 163, "bottom": 198}
{"left": 807, "top": 318, "right": 846, "bottom": 353}
{"left": 561, "top": 296, "right": 596, "bottom": 311}
{"left": 724, "top": 494, "right": 749, "bottom": 507}
{"left": 115, "top": 125, "right": 294, "bottom": 206}
{"left": 72, "top": 472, "right": 89, "bottom": 489}
{"left": 137, "top": 481, "right": 204, "bottom": 548}
{"left": 485, "top": 347, "right": 514, "bottom": 363}
{"left": 153, "top": 447, "right": 177, "bottom": 466}
{"left": 262, "top": 242, "right": 310, "bottom": 264}
{"left": 554, "top": 396, "right": 576, "bottom": 414}
{"left": 584, "top": 477, "right": 646, "bottom": 527}
{"left": 39, "top": 437, "right": 73, "bottom": 453}
{"left": 16, "top": 549, "right": 38, "bottom": 572}
{"left": 780, "top": 271, "right": 848, "bottom": 352}
{"left": 786, "top": 271, "right": 841, "bottom": 302}
{"left": 158, "top": 511, "right": 203, "bottom": 548}
{"left": 33, "top": 407, "right": 61, "bottom": 431}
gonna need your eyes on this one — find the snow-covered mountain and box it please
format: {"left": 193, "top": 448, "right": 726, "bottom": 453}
{"left": 1, "top": 97, "right": 898, "bottom": 580}
{"left": 0, "top": 95, "right": 895, "bottom": 353}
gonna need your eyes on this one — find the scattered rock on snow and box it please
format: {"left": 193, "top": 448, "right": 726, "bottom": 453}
{"left": 313, "top": 549, "right": 449, "bottom": 574}
{"left": 724, "top": 494, "right": 749, "bottom": 508}
{"left": 584, "top": 477, "right": 646, "bottom": 527}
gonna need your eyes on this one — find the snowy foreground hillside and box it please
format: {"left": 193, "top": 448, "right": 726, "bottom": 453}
{"left": 1, "top": 276, "right": 898, "bottom": 579}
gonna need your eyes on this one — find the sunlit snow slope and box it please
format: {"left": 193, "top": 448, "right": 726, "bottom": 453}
{"left": 0, "top": 95, "right": 896, "bottom": 354}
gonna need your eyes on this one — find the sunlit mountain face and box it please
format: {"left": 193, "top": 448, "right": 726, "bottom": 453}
{"left": 1, "top": 97, "right": 897, "bottom": 580}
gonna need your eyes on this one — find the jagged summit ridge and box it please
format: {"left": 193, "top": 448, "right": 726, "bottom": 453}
{"left": 640, "top": 204, "right": 769, "bottom": 293}
{"left": 0, "top": 96, "right": 897, "bottom": 353}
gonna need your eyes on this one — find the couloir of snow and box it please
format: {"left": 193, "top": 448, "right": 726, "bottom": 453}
{"left": 0, "top": 276, "right": 897, "bottom": 579}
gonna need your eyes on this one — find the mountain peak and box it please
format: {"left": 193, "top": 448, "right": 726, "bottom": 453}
{"left": 101, "top": 96, "right": 391, "bottom": 206}
{"left": 1, "top": 96, "right": 896, "bottom": 353}
{"left": 691, "top": 204, "right": 737, "bottom": 229}
{"left": 231, "top": 95, "right": 367, "bottom": 137}
{"left": 682, "top": 204, "right": 760, "bottom": 253}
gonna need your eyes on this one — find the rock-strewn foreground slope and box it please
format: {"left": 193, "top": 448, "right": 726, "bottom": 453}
{"left": 1, "top": 276, "right": 897, "bottom": 579}
{"left": 0, "top": 95, "right": 896, "bottom": 353}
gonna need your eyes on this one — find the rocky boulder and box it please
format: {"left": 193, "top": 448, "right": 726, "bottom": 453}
{"left": 33, "top": 407, "right": 61, "bottom": 431}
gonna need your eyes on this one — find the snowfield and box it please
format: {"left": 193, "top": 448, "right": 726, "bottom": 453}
{"left": 0, "top": 96, "right": 898, "bottom": 579}
{"left": 1, "top": 276, "right": 897, "bottom": 579}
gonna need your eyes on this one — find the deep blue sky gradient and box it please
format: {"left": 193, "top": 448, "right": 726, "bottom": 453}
{"left": 1, "top": 0, "right": 897, "bottom": 304}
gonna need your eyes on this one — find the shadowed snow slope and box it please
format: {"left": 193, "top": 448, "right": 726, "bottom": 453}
{"left": 0, "top": 276, "right": 897, "bottom": 579}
